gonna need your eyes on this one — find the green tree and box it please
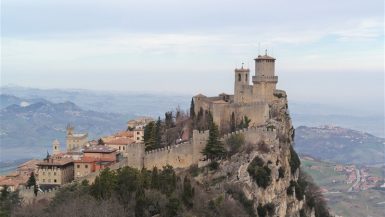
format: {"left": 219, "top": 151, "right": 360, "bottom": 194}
{"left": 182, "top": 176, "right": 194, "bottom": 208}
{"left": 230, "top": 112, "right": 236, "bottom": 132}
{"left": 90, "top": 168, "right": 117, "bottom": 200}
{"left": 144, "top": 121, "right": 155, "bottom": 150}
{"left": 153, "top": 118, "right": 162, "bottom": 149}
{"left": 151, "top": 167, "right": 160, "bottom": 189}
{"left": 202, "top": 122, "right": 226, "bottom": 160}
{"left": 97, "top": 138, "right": 105, "bottom": 146}
{"left": 27, "top": 172, "right": 36, "bottom": 188}
{"left": 0, "top": 186, "right": 21, "bottom": 217}
{"left": 165, "top": 111, "right": 174, "bottom": 128}
{"left": 190, "top": 98, "right": 195, "bottom": 119}
{"left": 166, "top": 198, "right": 180, "bottom": 217}
{"left": 115, "top": 167, "right": 140, "bottom": 204}
{"left": 238, "top": 116, "right": 251, "bottom": 129}
{"left": 135, "top": 187, "right": 146, "bottom": 217}
{"left": 158, "top": 165, "right": 176, "bottom": 196}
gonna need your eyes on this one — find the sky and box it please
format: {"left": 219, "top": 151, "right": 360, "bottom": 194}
{"left": 1, "top": 0, "right": 384, "bottom": 114}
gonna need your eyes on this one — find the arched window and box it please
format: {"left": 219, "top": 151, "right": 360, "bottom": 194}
{"left": 238, "top": 73, "right": 241, "bottom": 81}
{"left": 245, "top": 74, "right": 248, "bottom": 82}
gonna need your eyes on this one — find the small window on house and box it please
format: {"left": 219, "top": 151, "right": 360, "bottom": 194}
{"left": 238, "top": 73, "right": 241, "bottom": 81}
{"left": 246, "top": 74, "right": 248, "bottom": 81}
{"left": 119, "top": 146, "right": 121, "bottom": 150}
{"left": 123, "top": 146, "right": 125, "bottom": 150}
{"left": 54, "top": 172, "right": 56, "bottom": 176}
{"left": 54, "top": 179, "right": 57, "bottom": 183}
{"left": 85, "top": 165, "right": 88, "bottom": 169}
{"left": 137, "top": 137, "right": 140, "bottom": 140}
{"left": 43, "top": 179, "right": 45, "bottom": 182}
{"left": 77, "top": 165, "right": 80, "bottom": 168}
{"left": 137, "top": 132, "right": 140, "bottom": 135}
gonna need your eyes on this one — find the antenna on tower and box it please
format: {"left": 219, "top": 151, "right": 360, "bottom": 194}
{"left": 241, "top": 62, "right": 244, "bottom": 69}
{"left": 265, "top": 49, "right": 267, "bottom": 55}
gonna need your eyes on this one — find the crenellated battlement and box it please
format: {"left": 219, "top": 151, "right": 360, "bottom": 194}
{"left": 145, "top": 140, "right": 192, "bottom": 155}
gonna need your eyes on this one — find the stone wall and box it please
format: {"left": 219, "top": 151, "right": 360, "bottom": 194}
{"left": 144, "top": 141, "right": 193, "bottom": 169}
{"left": 141, "top": 126, "right": 277, "bottom": 170}
{"left": 125, "top": 143, "right": 145, "bottom": 169}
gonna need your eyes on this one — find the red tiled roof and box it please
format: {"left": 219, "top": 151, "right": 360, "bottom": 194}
{"left": 74, "top": 157, "right": 115, "bottom": 163}
{"left": 114, "top": 131, "right": 134, "bottom": 137}
{"left": 104, "top": 138, "right": 135, "bottom": 145}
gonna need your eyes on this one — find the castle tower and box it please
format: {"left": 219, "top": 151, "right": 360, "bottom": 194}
{"left": 252, "top": 51, "right": 278, "bottom": 102}
{"left": 234, "top": 64, "right": 251, "bottom": 104}
{"left": 52, "top": 139, "right": 61, "bottom": 155}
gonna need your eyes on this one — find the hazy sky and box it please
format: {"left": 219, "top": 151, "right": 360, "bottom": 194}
{"left": 1, "top": 0, "right": 384, "bottom": 112}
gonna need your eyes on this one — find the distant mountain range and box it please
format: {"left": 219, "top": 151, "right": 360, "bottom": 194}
{"left": 2, "top": 86, "right": 383, "bottom": 138}
{"left": 295, "top": 125, "right": 385, "bottom": 165}
{"left": 0, "top": 95, "right": 131, "bottom": 161}
{"left": 1, "top": 86, "right": 384, "bottom": 163}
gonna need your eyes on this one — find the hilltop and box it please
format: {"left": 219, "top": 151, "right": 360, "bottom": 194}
{"left": 295, "top": 126, "right": 385, "bottom": 165}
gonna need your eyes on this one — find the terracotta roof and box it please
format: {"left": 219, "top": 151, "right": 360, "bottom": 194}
{"left": 83, "top": 145, "right": 116, "bottom": 153}
{"left": 114, "top": 131, "right": 134, "bottom": 137}
{"left": 105, "top": 137, "right": 135, "bottom": 145}
{"left": 17, "top": 159, "right": 39, "bottom": 169}
{"left": 74, "top": 157, "right": 115, "bottom": 163}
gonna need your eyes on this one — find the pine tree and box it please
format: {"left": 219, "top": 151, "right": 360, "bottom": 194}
{"left": 27, "top": 172, "right": 36, "bottom": 188}
{"left": 97, "top": 138, "right": 104, "bottom": 146}
{"left": 202, "top": 121, "right": 227, "bottom": 160}
{"left": 230, "top": 112, "right": 236, "bottom": 132}
{"left": 144, "top": 121, "right": 155, "bottom": 150}
{"left": 190, "top": 98, "right": 195, "bottom": 119}
{"left": 165, "top": 111, "right": 174, "bottom": 128}
{"left": 154, "top": 117, "right": 162, "bottom": 148}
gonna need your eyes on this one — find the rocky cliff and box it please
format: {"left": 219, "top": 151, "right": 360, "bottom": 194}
{"left": 189, "top": 94, "right": 326, "bottom": 217}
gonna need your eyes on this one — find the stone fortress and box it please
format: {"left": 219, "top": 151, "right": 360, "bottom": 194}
{"left": 124, "top": 52, "right": 285, "bottom": 170}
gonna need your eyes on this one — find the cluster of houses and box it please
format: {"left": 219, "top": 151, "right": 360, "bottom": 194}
{"left": 334, "top": 164, "right": 384, "bottom": 191}
{"left": 0, "top": 117, "right": 153, "bottom": 192}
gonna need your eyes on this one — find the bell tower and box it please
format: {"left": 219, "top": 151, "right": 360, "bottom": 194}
{"left": 52, "top": 139, "right": 61, "bottom": 155}
{"left": 234, "top": 64, "right": 250, "bottom": 103}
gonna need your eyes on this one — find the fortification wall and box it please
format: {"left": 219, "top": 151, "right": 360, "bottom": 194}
{"left": 192, "top": 130, "right": 209, "bottom": 163}
{"left": 222, "top": 127, "right": 277, "bottom": 145}
{"left": 125, "top": 143, "right": 145, "bottom": 169}
{"left": 144, "top": 141, "right": 193, "bottom": 169}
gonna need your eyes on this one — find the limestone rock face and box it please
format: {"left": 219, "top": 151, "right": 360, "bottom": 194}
{"left": 193, "top": 94, "right": 314, "bottom": 217}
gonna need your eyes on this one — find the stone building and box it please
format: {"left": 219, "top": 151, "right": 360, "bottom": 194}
{"left": 35, "top": 158, "right": 74, "bottom": 187}
{"left": 74, "top": 145, "right": 117, "bottom": 179}
{"left": 66, "top": 125, "right": 88, "bottom": 151}
{"left": 193, "top": 53, "right": 282, "bottom": 130}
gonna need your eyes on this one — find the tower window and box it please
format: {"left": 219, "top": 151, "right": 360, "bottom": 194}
{"left": 238, "top": 73, "right": 241, "bottom": 81}
{"left": 245, "top": 74, "right": 248, "bottom": 81}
